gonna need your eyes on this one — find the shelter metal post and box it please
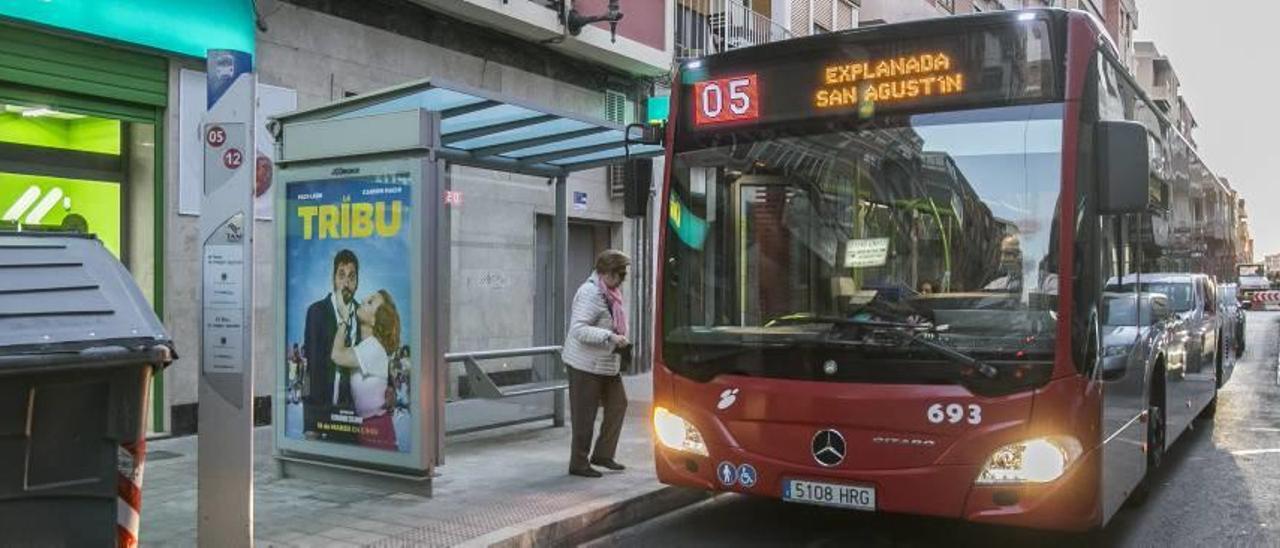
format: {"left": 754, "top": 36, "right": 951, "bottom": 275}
{"left": 553, "top": 174, "right": 568, "bottom": 427}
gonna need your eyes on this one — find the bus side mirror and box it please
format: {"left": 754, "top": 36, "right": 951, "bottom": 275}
{"left": 624, "top": 158, "right": 653, "bottom": 218}
{"left": 1097, "top": 121, "right": 1152, "bottom": 214}
{"left": 626, "top": 122, "right": 665, "bottom": 146}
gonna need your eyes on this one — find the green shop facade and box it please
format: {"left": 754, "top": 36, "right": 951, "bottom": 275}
{"left": 0, "top": 1, "right": 256, "bottom": 433}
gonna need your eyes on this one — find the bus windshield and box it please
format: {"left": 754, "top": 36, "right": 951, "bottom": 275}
{"left": 661, "top": 104, "right": 1063, "bottom": 383}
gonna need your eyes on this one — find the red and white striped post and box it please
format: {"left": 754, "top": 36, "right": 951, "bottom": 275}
{"left": 117, "top": 365, "right": 154, "bottom": 547}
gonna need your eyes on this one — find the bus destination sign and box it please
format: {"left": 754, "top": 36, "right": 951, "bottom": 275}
{"left": 681, "top": 21, "right": 1058, "bottom": 135}
{"left": 815, "top": 53, "right": 965, "bottom": 109}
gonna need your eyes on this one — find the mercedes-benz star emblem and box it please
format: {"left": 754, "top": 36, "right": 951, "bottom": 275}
{"left": 812, "top": 429, "right": 846, "bottom": 467}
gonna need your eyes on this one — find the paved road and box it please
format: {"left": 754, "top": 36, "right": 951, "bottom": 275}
{"left": 592, "top": 312, "right": 1280, "bottom": 547}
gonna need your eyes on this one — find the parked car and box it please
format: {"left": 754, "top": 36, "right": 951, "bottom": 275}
{"left": 1100, "top": 292, "right": 1184, "bottom": 381}
{"left": 1105, "top": 273, "right": 1225, "bottom": 384}
{"left": 1219, "top": 283, "right": 1246, "bottom": 354}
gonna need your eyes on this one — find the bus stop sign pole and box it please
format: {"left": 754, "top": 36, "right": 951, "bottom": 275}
{"left": 198, "top": 49, "right": 255, "bottom": 547}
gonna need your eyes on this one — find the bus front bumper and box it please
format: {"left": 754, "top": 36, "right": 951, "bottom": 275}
{"left": 655, "top": 441, "right": 1100, "bottom": 532}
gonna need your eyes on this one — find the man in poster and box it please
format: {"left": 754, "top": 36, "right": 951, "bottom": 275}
{"left": 303, "top": 249, "right": 360, "bottom": 441}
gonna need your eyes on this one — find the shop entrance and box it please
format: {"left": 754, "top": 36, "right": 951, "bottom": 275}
{"left": 0, "top": 23, "right": 168, "bottom": 431}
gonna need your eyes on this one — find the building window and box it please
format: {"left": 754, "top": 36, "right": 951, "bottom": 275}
{"left": 813, "top": 21, "right": 830, "bottom": 34}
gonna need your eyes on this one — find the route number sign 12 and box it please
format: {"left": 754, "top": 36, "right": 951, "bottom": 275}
{"left": 694, "top": 74, "right": 760, "bottom": 126}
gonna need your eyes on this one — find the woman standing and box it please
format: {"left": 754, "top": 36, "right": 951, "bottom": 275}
{"left": 562, "top": 250, "right": 631, "bottom": 478}
{"left": 331, "top": 289, "right": 401, "bottom": 451}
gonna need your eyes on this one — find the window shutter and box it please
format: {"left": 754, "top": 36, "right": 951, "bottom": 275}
{"left": 813, "top": 0, "right": 834, "bottom": 31}
{"left": 791, "top": 0, "right": 811, "bottom": 37}
{"left": 836, "top": 1, "right": 854, "bottom": 30}
{"left": 605, "top": 90, "right": 629, "bottom": 198}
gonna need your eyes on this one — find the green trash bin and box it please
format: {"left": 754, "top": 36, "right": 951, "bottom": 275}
{"left": 0, "top": 232, "right": 174, "bottom": 547}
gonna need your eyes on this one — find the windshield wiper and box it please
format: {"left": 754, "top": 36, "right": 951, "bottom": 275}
{"left": 901, "top": 333, "right": 999, "bottom": 379}
{"left": 769, "top": 315, "right": 997, "bottom": 377}
{"left": 740, "top": 315, "right": 1000, "bottom": 378}
{"left": 767, "top": 314, "right": 927, "bottom": 330}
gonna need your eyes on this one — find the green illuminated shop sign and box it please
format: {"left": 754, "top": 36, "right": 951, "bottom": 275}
{"left": 647, "top": 96, "right": 670, "bottom": 125}
{"left": 0, "top": 0, "right": 255, "bottom": 58}
{"left": 0, "top": 173, "right": 121, "bottom": 257}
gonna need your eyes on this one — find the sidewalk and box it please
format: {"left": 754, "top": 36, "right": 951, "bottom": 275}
{"left": 139, "top": 372, "right": 704, "bottom": 547}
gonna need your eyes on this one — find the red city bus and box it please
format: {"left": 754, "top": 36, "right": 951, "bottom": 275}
{"left": 652, "top": 9, "right": 1234, "bottom": 531}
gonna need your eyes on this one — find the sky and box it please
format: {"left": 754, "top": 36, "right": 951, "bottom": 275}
{"left": 1135, "top": 1, "right": 1278, "bottom": 261}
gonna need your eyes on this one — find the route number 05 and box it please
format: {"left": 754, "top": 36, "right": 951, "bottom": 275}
{"left": 694, "top": 74, "right": 760, "bottom": 126}
{"left": 927, "top": 403, "right": 982, "bottom": 425}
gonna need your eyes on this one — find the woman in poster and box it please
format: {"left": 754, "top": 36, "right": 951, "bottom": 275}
{"left": 331, "top": 289, "right": 402, "bottom": 451}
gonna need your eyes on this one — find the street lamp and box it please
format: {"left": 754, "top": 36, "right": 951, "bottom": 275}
{"left": 546, "top": 0, "right": 625, "bottom": 42}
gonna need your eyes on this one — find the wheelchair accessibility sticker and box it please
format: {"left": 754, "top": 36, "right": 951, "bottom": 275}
{"left": 737, "top": 464, "right": 757, "bottom": 488}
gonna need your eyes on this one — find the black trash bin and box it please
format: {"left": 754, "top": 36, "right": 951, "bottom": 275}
{"left": 0, "top": 232, "right": 174, "bottom": 547}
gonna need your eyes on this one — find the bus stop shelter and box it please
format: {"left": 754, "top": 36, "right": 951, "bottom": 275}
{"left": 270, "top": 78, "right": 662, "bottom": 491}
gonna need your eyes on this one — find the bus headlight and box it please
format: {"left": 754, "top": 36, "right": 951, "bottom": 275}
{"left": 654, "top": 407, "right": 709, "bottom": 456}
{"left": 975, "top": 436, "right": 1082, "bottom": 485}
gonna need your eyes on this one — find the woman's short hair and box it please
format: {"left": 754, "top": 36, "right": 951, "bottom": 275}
{"left": 372, "top": 289, "right": 401, "bottom": 352}
{"left": 594, "top": 249, "right": 631, "bottom": 274}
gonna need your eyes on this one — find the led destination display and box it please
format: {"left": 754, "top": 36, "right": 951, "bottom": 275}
{"left": 815, "top": 53, "right": 965, "bottom": 108}
{"left": 683, "top": 20, "right": 1057, "bottom": 132}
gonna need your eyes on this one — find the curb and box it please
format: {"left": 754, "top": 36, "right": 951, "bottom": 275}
{"left": 455, "top": 484, "right": 711, "bottom": 548}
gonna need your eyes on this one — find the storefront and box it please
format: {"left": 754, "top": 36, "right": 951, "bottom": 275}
{"left": 0, "top": 1, "right": 255, "bottom": 432}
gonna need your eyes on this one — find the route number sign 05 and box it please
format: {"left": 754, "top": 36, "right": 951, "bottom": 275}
{"left": 207, "top": 125, "right": 227, "bottom": 147}
{"left": 694, "top": 74, "right": 760, "bottom": 126}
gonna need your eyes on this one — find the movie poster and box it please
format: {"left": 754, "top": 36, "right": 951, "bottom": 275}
{"left": 282, "top": 175, "right": 413, "bottom": 453}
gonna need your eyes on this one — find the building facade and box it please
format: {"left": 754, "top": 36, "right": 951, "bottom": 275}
{"left": 1134, "top": 41, "right": 1199, "bottom": 147}
{"left": 1237, "top": 198, "right": 1254, "bottom": 264}
{"left": 0, "top": 0, "right": 673, "bottom": 435}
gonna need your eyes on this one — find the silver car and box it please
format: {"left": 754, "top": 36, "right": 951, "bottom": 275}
{"left": 1105, "top": 273, "right": 1224, "bottom": 382}
{"left": 1100, "top": 292, "right": 1185, "bottom": 382}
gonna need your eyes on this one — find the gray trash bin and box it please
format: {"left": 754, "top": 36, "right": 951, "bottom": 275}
{"left": 0, "top": 232, "right": 174, "bottom": 547}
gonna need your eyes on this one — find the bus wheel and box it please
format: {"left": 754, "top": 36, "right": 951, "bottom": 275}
{"left": 1130, "top": 367, "right": 1166, "bottom": 507}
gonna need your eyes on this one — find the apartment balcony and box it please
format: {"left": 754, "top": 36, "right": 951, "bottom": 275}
{"left": 676, "top": 0, "right": 793, "bottom": 59}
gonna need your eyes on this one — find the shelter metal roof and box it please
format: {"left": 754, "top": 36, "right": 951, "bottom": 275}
{"left": 274, "top": 78, "right": 664, "bottom": 177}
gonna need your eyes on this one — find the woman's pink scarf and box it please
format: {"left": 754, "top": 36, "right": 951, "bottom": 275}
{"left": 596, "top": 274, "right": 628, "bottom": 337}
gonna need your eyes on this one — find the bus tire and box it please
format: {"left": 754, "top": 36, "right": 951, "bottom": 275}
{"left": 1129, "top": 363, "right": 1166, "bottom": 507}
